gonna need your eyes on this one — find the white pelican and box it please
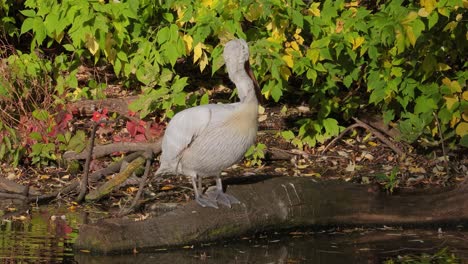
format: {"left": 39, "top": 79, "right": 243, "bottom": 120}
{"left": 155, "top": 39, "right": 260, "bottom": 208}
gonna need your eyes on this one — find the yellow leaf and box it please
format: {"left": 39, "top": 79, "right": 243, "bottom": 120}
{"left": 335, "top": 20, "right": 344, "bottom": 33}
{"left": 463, "top": 91, "right": 468, "bottom": 101}
{"left": 258, "top": 105, "right": 265, "bottom": 114}
{"left": 420, "top": 0, "right": 436, "bottom": 14}
{"left": 438, "top": 7, "right": 449, "bottom": 17}
{"left": 126, "top": 186, "right": 138, "bottom": 193}
{"left": 409, "top": 166, "right": 426, "bottom": 173}
{"left": 352, "top": 36, "right": 365, "bottom": 50}
{"left": 217, "top": 29, "right": 235, "bottom": 44}
{"left": 418, "top": 8, "right": 430, "bottom": 17}
{"left": 183, "top": 34, "right": 193, "bottom": 54}
{"left": 442, "top": 78, "right": 462, "bottom": 93}
{"left": 306, "top": 48, "right": 320, "bottom": 65}
{"left": 244, "top": 3, "right": 263, "bottom": 22}
{"left": 404, "top": 25, "right": 416, "bottom": 47}
{"left": 290, "top": 41, "right": 300, "bottom": 51}
{"left": 160, "top": 185, "right": 174, "bottom": 191}
{"left": 308, "top": 2, "right": 321, "bottom": 17}
{"left": 451, "top": 115, "right": 460, "bottom": 128}
{"left": 437, "top": 63, "right": 451, "bottom": 71}
{"left": 443, "top": 21, "right": 458, "bottom": 32}
{"left": 402, "top": 11, "right": 418, "bottom": 24}
{"left": 267, "top": 28, "right": 286, "bottom": 44}
{"left": 294, "top": 30, "right": 305, "bottom": 45}
{"left": 54, "top": 31, "right": 64, "bottom": 43}
{"left": 263, "top": 89, "right": 270, "bottom": 100}
{"left": 282, "top": 54, "right": 294, "bottom": 68}
{"left": 280, "top": 65, "right": 291, "bottom": 80}
{"left": 85, "top": 33, "right": 99, "bottom": 55}
{"left": 201, "top": 0, "right": 214, "bottom": 8}
{"left": 193, "top": 42, "right": 203, "bottom": 63}
{"left": 442, "top": 77, "right": 451, "bottom": 86}
{"left": 199, "top": 51, "right": 209, "bottom": 72}
{"left": 444, "top": 96, "right": 458, "bottom": 110}
{"left": 455, "top": 122, "right": 468, "bottom": 136}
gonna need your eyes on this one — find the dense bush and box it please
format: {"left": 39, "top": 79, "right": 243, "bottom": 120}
{"left": 0, "top": 0, "right": 466, "bottom": 166}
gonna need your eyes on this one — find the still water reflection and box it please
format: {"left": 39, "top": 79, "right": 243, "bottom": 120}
{"left": 1, "top": 206, "right": 467, "bottom": 263}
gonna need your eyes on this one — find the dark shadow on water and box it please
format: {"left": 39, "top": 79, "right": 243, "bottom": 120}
{"left": 74, "top": 228, "right": 468, "bottom": 264}
{"left": 1, "top": 205, "right": 468, "bottom": 263}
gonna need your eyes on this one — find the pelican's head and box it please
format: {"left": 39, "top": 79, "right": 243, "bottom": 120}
{"left": 223, "top": 39, "right": 250, "bottom": 76}
{"left": 223, "top": 39, "right": 261, "bottom": 103}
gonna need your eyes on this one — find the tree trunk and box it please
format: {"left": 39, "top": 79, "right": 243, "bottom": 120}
{"left": 74, "top": 176, "right": 468, "bottom": 254}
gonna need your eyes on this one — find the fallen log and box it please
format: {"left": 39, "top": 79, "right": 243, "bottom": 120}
{"left": 74, "top": 176, "right": 468, "bottom": 254}
{"left": 63, "top": 140, "right": 162, "bottom": 160}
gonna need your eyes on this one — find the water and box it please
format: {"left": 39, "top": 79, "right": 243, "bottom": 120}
{"left": 1, "top": 206, "right": 467, "bottom": 263}
{"left": 0, "top": 206, "right": 78, "bottom": 263}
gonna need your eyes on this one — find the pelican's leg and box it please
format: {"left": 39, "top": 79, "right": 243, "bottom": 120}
{"left": 206, "top": 176, "right": 240, "bottom": 208}
{"left": 190, "top": 176, "right": 218, "bottom": 208}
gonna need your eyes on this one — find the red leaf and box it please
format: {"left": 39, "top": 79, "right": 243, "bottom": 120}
{"left": 126, "top": 120, "right": 137, "bottom": 137}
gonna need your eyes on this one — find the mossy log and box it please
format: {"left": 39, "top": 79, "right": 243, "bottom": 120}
{"left": 74, "top": 176, "right": 468, "bottom": 254}
{"left": 85, "top": 156, "right": 146, "bottom": 201}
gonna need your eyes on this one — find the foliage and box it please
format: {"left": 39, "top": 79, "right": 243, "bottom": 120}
{"left": 244, "top": 143, "right": 267, "bottom": 167}
{"left": 0, "top": 0, "right": 466, "bottom": 167}
{"left": 383, "top": 247, "right": 459, "bottom": 264}
{"left": 375, "top": 166, "right": 400, "bottom": 193}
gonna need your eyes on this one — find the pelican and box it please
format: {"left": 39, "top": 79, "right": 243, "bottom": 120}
{"left": 155, "top": 39, "right": 260, "bottom": 208}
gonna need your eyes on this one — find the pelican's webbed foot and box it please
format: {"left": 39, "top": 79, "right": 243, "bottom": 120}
{"left": 191, "top": 176, "right": 219, "bottom": 209}
{"left": 195, "top": 194, "right": 219, "bottom": 208}
{"left": 206, "top": 187, "right": 240, "bottom": 208}
{"left": 205, "top": 176, "right": 240, "bottom": 208}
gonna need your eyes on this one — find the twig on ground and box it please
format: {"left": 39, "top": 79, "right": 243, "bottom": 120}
{"left": 322, "top": 123, "right": 360, "bottom": 154}
{"left": 433, "top": 112, "right": 449, "bottom": 174}
{"left": 77, "top": 121, "right": 99, "bottom": 202}
{"left": 119, "top": 149, "right": 153, "bottom": 216}
{"left": 322, "top": 118, "right": 405, "bottom": 157}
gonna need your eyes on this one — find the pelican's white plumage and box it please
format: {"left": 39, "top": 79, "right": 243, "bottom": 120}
{"left": 155, "top": 39, "right": 260, "bottom": 208}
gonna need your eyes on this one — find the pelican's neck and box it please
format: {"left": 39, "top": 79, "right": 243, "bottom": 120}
{"left": 234, "top": 75, "right": 258, "bottom": 104}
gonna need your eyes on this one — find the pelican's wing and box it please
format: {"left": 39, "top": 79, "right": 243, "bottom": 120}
{"left": 157, "top": 103, "right": 237, "bottom": 174}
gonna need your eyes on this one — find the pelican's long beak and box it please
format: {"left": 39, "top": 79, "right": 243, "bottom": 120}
{"left": 244, "top": 61, "right": 263, "bottom": 103}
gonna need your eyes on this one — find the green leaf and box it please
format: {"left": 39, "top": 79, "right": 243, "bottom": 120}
{"left": 292, "top": 10, "right": 303, "bottom": 28}
{"left": 33, "top": 17, "right": 47, "bottom": 45}
{"left": 343, "top": 75, "right": 353, "bottom": 88}
{"left": 306, "top": 69, "right": 317, "bottom": 84}
{"left": 414, "top": 96, "right": 437, "bottom": 114}
{"left": 460, "top": 135, "right": 468, "bottom": 148}
{"left": 117, "top": 50, "right": 128, "bottom": 62}
{"left": 21, "top": 18, "right": 35, "bottom": 34}
{"left": 32, "top": 109, "right": 49, "bottom": 121}
{"left": 44, "top": 13, "right": 59, "bottom": 36}
{"left": 383, "top": 110, "right": 395, "bottom": 124}
{"left": 211, "top": 45, "right": 224, "bottom": 75}
{"left": 20, "top": 9, "right": 36, "bottom": 17}
{"left": 281, "top": 130, "right": 295, "bottom": 141}
{"left": 367, "top": 71, "right": 386, "bottom": 105}
{"left": 0, "top": 143, "right": 5, "bottom": 160}
{"left": 171, "top": 77, "right": 188, "bottom": 93}
{"left": 428, "top": 11, "right": 438, "bottom": 29}
{"left": 323, "top": 118, "right": 340, "bottom": 136}
{"left": 29, "top": 132, "right": 43, "bottom": 141}
{"left": 200, "top": 93, "right": 209, "bottom": 105}
{"left": 270, "top": 81, "right": 283, "bottom": 102}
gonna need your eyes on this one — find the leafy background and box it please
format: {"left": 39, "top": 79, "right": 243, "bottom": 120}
{"left": 0, "top": 0, "right": 466, "bottom": 167}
